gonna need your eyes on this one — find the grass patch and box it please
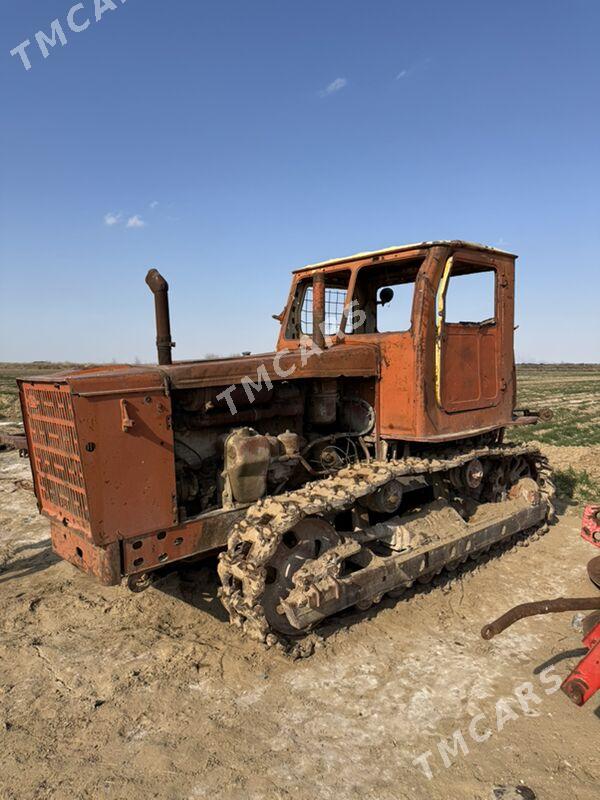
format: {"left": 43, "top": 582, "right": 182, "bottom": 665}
{"left": 507, "top": 411, "right": 600, "bottom": 446}
{"left": 505, "top": 364, "right": 600, "bottom": 446}
{"left": 554, "top": 467, "right": 600, "bottom": 504}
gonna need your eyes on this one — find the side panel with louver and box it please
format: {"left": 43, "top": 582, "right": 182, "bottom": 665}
{"left": 20, "top": 382, "right": 91, "bottom": 534}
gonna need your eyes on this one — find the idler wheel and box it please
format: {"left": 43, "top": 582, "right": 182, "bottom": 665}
{"left": 360, "top": 480, "right": 404, "bottom": 514}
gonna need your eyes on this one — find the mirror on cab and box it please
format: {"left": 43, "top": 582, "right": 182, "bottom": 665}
{"left": 378, "top": 287, "right": 394, "bottom": 307}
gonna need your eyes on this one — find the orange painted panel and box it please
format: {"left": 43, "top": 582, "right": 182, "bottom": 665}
{"left": 480, "top": 331, "right": 500, "bottom": 401}
{"left": 376, "top": 334, "right": 416, "bottom": 436}
{"left": 72, "top": 390, "right": 177, "bottom": 546}
{"left": 441, "top": 325, "right": 500, "bottom": 413}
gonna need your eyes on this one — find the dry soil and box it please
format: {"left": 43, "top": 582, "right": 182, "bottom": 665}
{"left": 1, "top": 447, "right": 599, "bottom": 800}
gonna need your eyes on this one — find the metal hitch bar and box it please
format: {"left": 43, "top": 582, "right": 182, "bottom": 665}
{"left": 481, "top": 557, "right": 600, "bottom": 707}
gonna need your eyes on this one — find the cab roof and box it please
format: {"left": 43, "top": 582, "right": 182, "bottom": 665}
{"left": 293, "top": 240, "right": 516, "bottom": 273}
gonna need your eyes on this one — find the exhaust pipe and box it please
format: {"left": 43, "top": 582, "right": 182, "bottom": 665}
{"left": 145, "top": 269, "right": 175, "bottom": 365}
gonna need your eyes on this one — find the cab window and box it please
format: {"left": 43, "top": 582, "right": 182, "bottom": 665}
{"left": 444, "top": 267, "right": 496, "bottom": 325}
{"left": 351, "top": 259, "right": 423, "bottom": 334}
{"left": 286, "top": 271, "right": 351, "bottom": 339}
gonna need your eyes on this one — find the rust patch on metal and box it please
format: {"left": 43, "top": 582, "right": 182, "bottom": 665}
{"left": 122, "top": 507, "right": 247, "bottom": 575}
{"left": 21, "top": 382, "right": 90, "bottom": 533}
{"left": 481, "top": 596, "right": 600, "bottom": 640}
{"left": 581, "top": 505, "right": 600, "bottom": 547}
{"left": 51, "top": 522, "right": 121, "bottom": 585}
{"left": 588, "top": 555, "right": 600, "bottom": 589}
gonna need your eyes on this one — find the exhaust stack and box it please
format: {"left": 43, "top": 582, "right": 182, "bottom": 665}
{"left": 145, "top": 268, "right": 175, "bottom": 365}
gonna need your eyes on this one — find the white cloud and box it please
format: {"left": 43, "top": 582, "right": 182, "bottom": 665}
{"left": 319, "top": 77, "right": 347, "bottom": 97}
{"left": 126, "top": 214, "right": 146, "bottom": 228}
{"left": 149, "top": 200, "right": 159, "bottom": 209}
{"left": 104, "top": 212, "right": 121, "bottom": 226}
{"left": 395, "top": 58, "right": 431, "bottom": 81}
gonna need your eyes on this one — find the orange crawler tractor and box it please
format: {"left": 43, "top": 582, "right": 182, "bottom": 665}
{"left": 19, "top": 241, "right": 555, "bottom": 651}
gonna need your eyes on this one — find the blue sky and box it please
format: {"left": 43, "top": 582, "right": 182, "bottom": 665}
{"left": 1, "top": 0, "right": 598, "bottom": 363}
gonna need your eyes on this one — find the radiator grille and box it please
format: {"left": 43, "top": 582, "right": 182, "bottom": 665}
{"left": 22, "top": 383, "right": 90, "bottom": 532}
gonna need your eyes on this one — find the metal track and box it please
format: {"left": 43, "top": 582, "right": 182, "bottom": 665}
{"left": 218, "top": 443, "right": 555, "bottom": 657}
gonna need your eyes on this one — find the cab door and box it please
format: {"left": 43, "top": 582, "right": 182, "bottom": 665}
{"left": 437, "top": 260, "right": 504, "bottom": 413}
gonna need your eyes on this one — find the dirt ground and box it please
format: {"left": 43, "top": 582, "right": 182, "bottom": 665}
{"left": 1, "top": 446, "right": 598, "bottom": 800}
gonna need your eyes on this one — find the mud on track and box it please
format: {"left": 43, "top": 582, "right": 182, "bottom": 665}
{"left": 1, "top": 449, "right": 599, "bottom": 800}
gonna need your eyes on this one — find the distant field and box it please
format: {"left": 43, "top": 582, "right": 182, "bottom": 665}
{"left": 0, "top": 362, "right": 88, "bottom": 421}
{"left": 505, "top": 364, "right": 600, "bottom": 504}
{"left": 506, "top": 364, "right": 600, "bottom": 446}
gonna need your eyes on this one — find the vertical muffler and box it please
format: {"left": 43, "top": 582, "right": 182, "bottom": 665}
{"left": 145, "top": 269, "right": 175, "bottom": 365}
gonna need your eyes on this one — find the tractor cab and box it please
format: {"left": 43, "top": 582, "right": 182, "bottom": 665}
{"left": 278, "top": 240, "right": 516, "bottom": 442}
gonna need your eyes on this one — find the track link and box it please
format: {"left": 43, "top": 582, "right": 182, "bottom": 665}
{"left": 217, "top": 443, "right": 555, "bottom": 657}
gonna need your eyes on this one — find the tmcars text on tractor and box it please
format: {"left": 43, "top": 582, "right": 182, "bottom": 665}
{"left": 18, "top": 241, "right": 555, "bottom": 653}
